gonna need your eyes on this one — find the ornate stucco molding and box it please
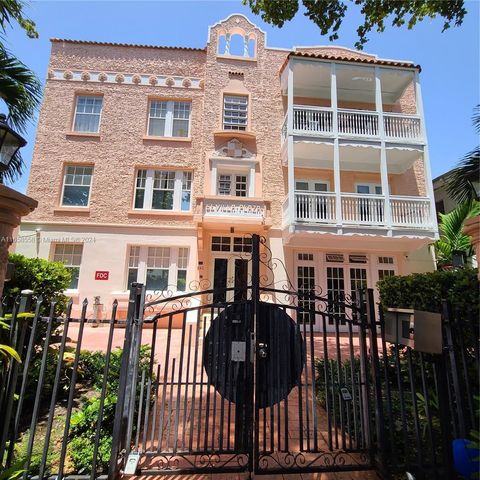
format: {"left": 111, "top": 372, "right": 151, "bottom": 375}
{"left": 47, "top": 69, "right": 203, "bottom": 89}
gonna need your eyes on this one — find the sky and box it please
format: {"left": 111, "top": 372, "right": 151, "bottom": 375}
{"left": 4, "top": 0, "right": 480, "bottom": 193}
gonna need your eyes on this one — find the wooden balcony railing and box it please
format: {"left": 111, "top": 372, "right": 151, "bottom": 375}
{"left": 291, "top": 191, "right": 433, "bottom": 229}
{"left": 290, "top": 105, "right": 423, "bottom": 141}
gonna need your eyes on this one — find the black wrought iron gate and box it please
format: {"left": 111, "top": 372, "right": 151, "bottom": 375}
{"left": 111, "top": 235, "right": 375, "bottom": 476}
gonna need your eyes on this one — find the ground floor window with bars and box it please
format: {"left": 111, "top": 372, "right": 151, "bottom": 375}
{"left": 297, "top": 253, "right": 316, "bottom": 324}
{"left": 326, "top": 266, "right": 346, "bottom": 325}
{"left": 126, "top": 245, "right": 189, "bottom": 292}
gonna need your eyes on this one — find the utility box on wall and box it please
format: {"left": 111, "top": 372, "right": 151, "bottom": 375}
{"left": 384, "top": 308, "right": 442, "bottom": 354}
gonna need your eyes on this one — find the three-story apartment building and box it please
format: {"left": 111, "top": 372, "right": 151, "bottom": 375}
{"left": 15, "top": 14, "right": 438, "bottom": 320}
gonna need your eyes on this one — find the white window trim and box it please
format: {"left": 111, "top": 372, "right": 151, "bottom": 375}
{"left": 355, "top": 183, "right": 383, "bottom": 195}
{"left": 61, "top": 165, "right": 93, "bottom": 208}
{"left": 147, "top": 100, "right": 191, "bottom": 138}
{"left": 211, "top": 159, "right": 256, "bottom": 197}
{"left": 52, "top": 243, "right": 83, "bottom": 292}
{"left": 126, "top": 245, "right": 189, "bottom": 292}
{"left": 295, "top": 179, "right": 331, "bottom": 192}
{"left": 217, "top": 171, "right": 249, "bottom": 197}
{"left": 133, "top": 169, "right": 192, "bottom": 212}
{"left": 223, "top": 94, "right": 248, "bottom": 131}
{"left": 72, "top": 95, "right": 103, "bottom": 133}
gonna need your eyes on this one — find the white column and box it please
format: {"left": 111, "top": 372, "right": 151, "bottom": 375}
{"left": 376, "top": 67, "right": 392, "bottom": 231}
{"left": 211, "top": 160, "right": 217, "bottom": 195}
{"left": 249, "top": 164, "right": 255, "bottom": 197}
{"left": 225, "top": 33, "right": 231, "bottom": 55}
{"left": 331, "top": 63, "right": 341, "bottom": 226}
{"left": 415, "top": 71, "right": 437, "bottom": 234}
{"left": 287, "top": 60, "right": 295, "bottom": 228}
{"left": 243, "top": 36, "right": 249, "bottom": 57}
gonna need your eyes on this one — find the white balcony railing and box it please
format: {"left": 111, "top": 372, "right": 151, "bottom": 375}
{"left": 384, "top": 113, "right": 422, "bottom": 140}
{"left": 338, "top": 109, "right": 379, "bottom": 137}
{"left": 203, "top": 197, "right": 266, "bottom": 218}
{"left": 293, "top": 106, "right": 333, "bottom": 135}
{"left": 390, "top": 196, "right": 431, "bottom": 228}
{"left": 341, "top": 193, "right": 385, "bottom": 225}
{"left": 295, "top": 191, "right": 336, "bottom": 223}
{"left": 291, "top": 191, "right": 433, "bottom": 229}
{"left": 290, "top": 106, "right": 422, "bottom": 141}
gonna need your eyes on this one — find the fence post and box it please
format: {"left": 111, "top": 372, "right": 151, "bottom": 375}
{"left": 365, "top": 288, "right": 389, "bottom": 478}
{"left": 108, "top": 283, "right": 144, "bottom": 479}
{"left": 0, "top": 290, "right": 33, "bottom": 467}
{"left": 357, "top": 289, "right": 372, "bottom": 452}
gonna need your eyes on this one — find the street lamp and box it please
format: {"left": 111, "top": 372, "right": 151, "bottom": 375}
{"left": 0, "top": 113, "right": 27, "bottom": 173}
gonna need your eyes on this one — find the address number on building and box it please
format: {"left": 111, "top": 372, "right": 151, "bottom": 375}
{"left": 95, "top": 271, "right": 109, "bottom": 280}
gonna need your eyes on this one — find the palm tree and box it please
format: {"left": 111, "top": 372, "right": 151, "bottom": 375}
{"left": 0, "top": 0, "right": 41, "bottom": 182}
{"left": 435, "top": 199, "right": 480, "bottom": 267}
{"left": 445, "top": 105, "right": 480, "bottom": 203}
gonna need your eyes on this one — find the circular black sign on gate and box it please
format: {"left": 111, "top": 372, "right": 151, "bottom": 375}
{"left": 203, "top": 302, "right": 305, "bottom": 409}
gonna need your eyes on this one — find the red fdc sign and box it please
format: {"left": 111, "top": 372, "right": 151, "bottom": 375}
{"left": 95, "top": 271, "right": 109, "bottom": 281}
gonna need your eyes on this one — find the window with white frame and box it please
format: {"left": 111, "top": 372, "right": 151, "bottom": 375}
{"left": 378, "top": 269, "right": 395, "bottom": 281}
{"left": 61, "top": 165, "right": 93, "bottom": 207}
{"left": 297, "top": 254, "right": 316, "bottom": 324}
{"left": 126, "top": 245, "right": 189, "bottom": 291}
{"left": 133, "top": 169, "right": 192, "bottom": 211}
{"left": 73, "top": 96, "right": 103, "bottom": 133}
{"left": 218, "top": 173, "right": 247, "bottom": 197}
{"left": 223, "top": 95, "right": 248, "bottom": 130}
{"left": 53, "top": 244, "right": 83, "bottom": 289}
{"left": 148, "top": 100, "right": 191, "bottom": 138}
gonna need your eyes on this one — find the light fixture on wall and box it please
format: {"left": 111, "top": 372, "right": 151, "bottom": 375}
{"left": 0, "top": 114, "right": 27, "bottom": 173}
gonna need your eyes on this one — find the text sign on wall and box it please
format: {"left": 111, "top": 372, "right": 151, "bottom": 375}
{"left": 95, "top": 271, "right": 109, "bottom": 281}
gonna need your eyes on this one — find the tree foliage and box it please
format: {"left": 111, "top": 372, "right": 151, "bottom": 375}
{"left": 4, "top": 253, "right": 72, "bottom": 314}
{"left": 445, "top": 105, "right": 480, "bottom": 203}
{"left": 435, "top": 199, "right": 480, "bottom": 267}
{"left": 0, "top": 0, "right": 41, "bottom": 182}
{"left": 244, "top": 0, "right": 467, "bottom": 49}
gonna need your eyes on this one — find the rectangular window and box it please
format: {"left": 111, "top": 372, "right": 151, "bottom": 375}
{"left": 350, "top": 268, "right": 368, "bottom": 304}
{"left": 223, "top": 95, "right": 248, "bottom": 131}
{"left": 327, "top": 266, "right": 346, "bottom": 325}
{"left": 378, "top": 256, "right": 394, "bottom": 265}
{"left": 126, "top": 246, "right": 189, "bottom": 292}
{"left": 211, "top": 236, "right": 231, "bottom": 252}
{"left": 73, "top": 96, "right": 103, "bottom": 133}
{"left": 218, "top": 174, "right": 248, "bottom": 196}
{"left": 127, "top": 246, "right": 140, "bottom": 288}
{"left": 298, "top": 253, "right": 314, "bottom": 261}
{"left": 148, "top": 100, "right": 191, "bottom": 137}
{"left": 297, "top": 265, "right": 316, "bottom": 324}
{"left": 134, "top": 169, "right": 192, "bottom": 211}
{"left": 53, "top": 244, "right": 83, "bottom": 289}
{"left": 61, "top": 165, "right": 93, "bottom": 207}
{"left": 378, "top": 269, "right": 395, "bottom": 280}
{"left": 177, "top": 247, "right": 189, "bottom": 291}
{"left": 146, "top": 247, "right": 170, "bottom": 291}
{"left": 233, "top": 236, "right": 252, "bottom": 253}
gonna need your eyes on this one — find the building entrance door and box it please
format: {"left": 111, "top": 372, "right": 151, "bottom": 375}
{"left": 212, "top": 255, "right": 250, "bottom": 302}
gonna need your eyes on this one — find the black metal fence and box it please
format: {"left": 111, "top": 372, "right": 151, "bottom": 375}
{"left": 370, "top": 298, "right": 479, "bottom": 479}
{"left": 0, "top": 284, "right": 477, "bottom": 479}
{"left": 0, "top": 291, "right": 129, "bottom": 479}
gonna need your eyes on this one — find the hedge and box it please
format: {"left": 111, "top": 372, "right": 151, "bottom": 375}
{"left": 377, "top": 267, "right": 479, "bottom": 321}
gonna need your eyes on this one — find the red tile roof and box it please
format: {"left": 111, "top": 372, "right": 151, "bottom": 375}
{"left": 50, "top": 38, "right": 206, "bottom": 52}
{"left": 279, "top": 51, "right": 421, "bottom": 74}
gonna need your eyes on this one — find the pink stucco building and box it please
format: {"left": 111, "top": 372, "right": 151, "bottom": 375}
{"left": 16, "top": 14, "right": 438, "bottom": 322}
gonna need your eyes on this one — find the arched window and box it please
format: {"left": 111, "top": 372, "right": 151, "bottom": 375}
{"left": 229, "top": 33, "right": 244, "bottom": 56}
{"left": 218, "top": 34, "right": 227, "bottom": 55}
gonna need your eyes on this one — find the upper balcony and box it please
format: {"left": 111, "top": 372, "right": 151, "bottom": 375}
{"left": 280, "top": 56, "right": 424, "bottom": 145}
{"left": 282, "top": 106, "right": 422, "bottom": 143}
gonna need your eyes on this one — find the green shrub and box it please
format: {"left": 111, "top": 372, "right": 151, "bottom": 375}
{"left": 377, "top": 267, "right": 479, "bottom": 319}
{"left": 4, "top": 253, "right": 72, "bottom": 314}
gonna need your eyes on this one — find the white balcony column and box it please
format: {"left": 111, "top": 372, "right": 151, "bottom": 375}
{"left": 415, "top": 70, "right": 437, "bottom": 233}
{"left": 376, "top": 67, "right": 392, "bottom": 231}
{"left": 331, "top": 63, "right": 341, "bottom": 225}
{"left": 287, "top": 59, "right": 296, "bottom": 227}
{"left": 211, "top": 160, "right": 218, "bottom": 195}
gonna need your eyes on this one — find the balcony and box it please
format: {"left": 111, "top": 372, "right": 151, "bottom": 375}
{"left": 287, "top": 192, "right": 433, "bottom": 230}
{"left": 289, "top": 106, "right": 422, "bottom": 142}
{"left": 195, "top": 196, "right": 271, "bottom": 227}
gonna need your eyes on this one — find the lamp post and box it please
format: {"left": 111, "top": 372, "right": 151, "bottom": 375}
{"left": 0, "top": 113, "right": 27, "bottom": 181}
{"left": 0, "top": 113, "right": 36, "bottom": 296}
